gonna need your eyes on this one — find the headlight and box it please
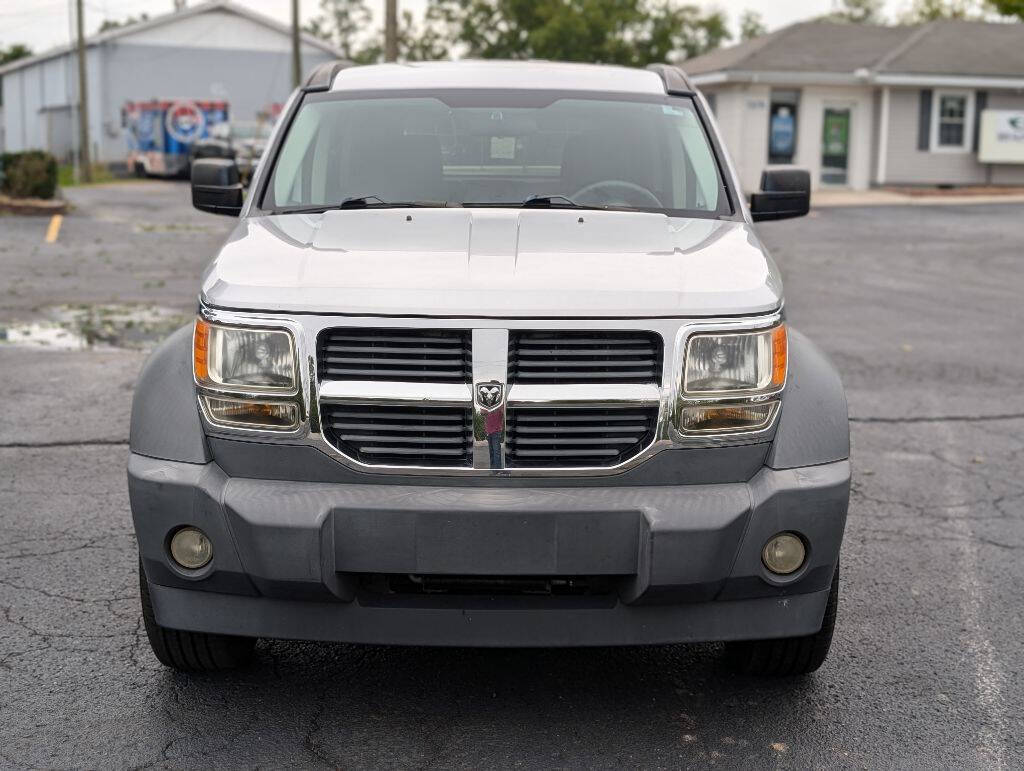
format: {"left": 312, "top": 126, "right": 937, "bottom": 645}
{"left": 194, "top": 319, "right": 296, "bottom": 392}
{"left": 684, "top": 324, "right": 787, "bottom": 394}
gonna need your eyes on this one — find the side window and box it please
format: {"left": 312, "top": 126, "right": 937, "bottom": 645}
{"left": 931, "top": 91, "right": 973, "bottom": 152}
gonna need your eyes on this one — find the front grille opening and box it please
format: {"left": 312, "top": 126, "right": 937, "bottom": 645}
{"left": 505, "top": 406, "right": 659, "bottom": 468}
{"left": 318, "top": 328, "right": 472, "bottom": 383}
{"left": 508, "top": 330, "right": 663, "bottom": 384}
{"left": 364, "top": 574, "right": 615, "bottom": 597}
{"left": 321, "top": 403, "right": 473, "bottom": 467}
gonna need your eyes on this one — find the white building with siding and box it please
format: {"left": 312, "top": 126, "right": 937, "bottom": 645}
{"left": 683, "top": 20, "right": 1024, "bottom": 191}
{"left": 0, "top": 0, "right": 341, "bottom": 164}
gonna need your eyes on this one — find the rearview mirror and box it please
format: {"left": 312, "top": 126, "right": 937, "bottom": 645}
{"left": 750, "top": 167, "right": 810, "bottom": 222}
{"left": 191, "top": 158, "right": 243, "bottom": 216}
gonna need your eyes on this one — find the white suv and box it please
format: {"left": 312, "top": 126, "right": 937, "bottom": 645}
{"left": 130, "top": 60, "right": 848, "bottom": 675}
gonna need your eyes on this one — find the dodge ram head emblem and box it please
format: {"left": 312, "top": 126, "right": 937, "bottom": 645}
{"left": 476, "top": 381, "right": 504, "bottom": 408}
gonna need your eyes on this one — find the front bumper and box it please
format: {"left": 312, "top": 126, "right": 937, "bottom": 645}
{"left": 129, "top": 453, "right": 849, "bottom": 646}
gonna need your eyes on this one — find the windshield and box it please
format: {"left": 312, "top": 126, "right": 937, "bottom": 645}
{"left": 262, "top": 91, "right": 729, "bottom": 216}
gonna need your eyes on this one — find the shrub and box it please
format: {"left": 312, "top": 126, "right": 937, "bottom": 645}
{"left": 0, "top": 151, "right": 58, "bottom": 199}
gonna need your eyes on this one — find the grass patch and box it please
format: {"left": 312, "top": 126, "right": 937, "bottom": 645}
{"left": 57, "top": 164, "right": 121, "bottom": 187}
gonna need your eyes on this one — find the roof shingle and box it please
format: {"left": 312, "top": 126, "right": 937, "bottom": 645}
{"left": 682, "top": 19, "right": 1024, "bottom": 78}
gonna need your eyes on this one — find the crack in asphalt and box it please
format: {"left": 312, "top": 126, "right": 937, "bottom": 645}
{"left": 0, "top": 439, "right": 129, "bottom": 448}
{"left": 849, "top": 413, "right": 1024, "bottom": 424}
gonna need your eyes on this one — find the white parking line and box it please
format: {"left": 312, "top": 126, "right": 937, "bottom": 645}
{"left": 936, "top": 410, "right": 1009, "bottom": 769}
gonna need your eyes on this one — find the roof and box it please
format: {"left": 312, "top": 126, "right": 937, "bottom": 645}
{"left": 682, "top": 20, "right": 1024, "bottom": 84}
{"left": 0, "top": 0, "right": 343, "bottom": 77}
{"left": 329, "top": 61, "right": 667, "bottom": 94}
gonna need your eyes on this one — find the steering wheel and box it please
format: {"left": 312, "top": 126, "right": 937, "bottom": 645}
{"left": 571, "top": 179, "right": 663, "bottom": 208}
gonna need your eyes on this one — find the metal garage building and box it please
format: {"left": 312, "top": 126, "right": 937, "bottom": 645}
{"left": 0, "top": 0, "right": 341, "bottom": 165}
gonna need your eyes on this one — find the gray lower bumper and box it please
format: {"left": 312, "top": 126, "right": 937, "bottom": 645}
{"left": 129, "top": 454, "right": 849, "bottom": 646}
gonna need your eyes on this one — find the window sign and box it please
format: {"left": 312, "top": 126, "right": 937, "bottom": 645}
{"left": 821, "top": 108, "right": 850, "bottom": 185}
{"left": 978, "top": 110, "right": 1024, "bottom": 164}
{"left": 770, "top": 108, "right": 795, "bottom": 157}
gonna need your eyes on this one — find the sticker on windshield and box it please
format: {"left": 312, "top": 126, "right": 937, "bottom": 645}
{"left": 662, "top": 105, "right": 687, "bottom": 116}
{"left": 490, "top": 136, "right": 516, "bottom": 160}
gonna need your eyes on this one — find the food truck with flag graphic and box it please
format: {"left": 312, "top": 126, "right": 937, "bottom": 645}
{"left": 123, "top": 99, "right": 229, "bottom": 177}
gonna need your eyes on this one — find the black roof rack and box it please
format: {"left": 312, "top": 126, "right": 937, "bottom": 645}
{"left": 302, "top": 60, "right": 355, "bottom": 92}
{"left": 646, "top": 64, "right": 695, "bottom": 95}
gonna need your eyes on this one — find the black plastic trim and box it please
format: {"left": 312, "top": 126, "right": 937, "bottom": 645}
{"left": 302, "top": 59, "right": 354, "bottom": 92}
{"left": 646, "top": 63, "right": 696, "bottom": 95}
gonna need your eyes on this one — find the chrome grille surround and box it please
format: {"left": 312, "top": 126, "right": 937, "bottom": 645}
{"left": 196, "top": 305, "right": 784, "bottom": 477}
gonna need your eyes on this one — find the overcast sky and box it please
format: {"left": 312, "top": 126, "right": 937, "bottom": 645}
{"left": 1, "top": 0, "right": 919, "bottom": 54}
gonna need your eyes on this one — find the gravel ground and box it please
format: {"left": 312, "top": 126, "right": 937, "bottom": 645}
{"left": 1, "top": 182, "right": 1022, "bottom": 769}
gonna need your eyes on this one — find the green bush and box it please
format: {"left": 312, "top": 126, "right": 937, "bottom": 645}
{"left": 0, "top": 151, "right": 58, "bottom": 199}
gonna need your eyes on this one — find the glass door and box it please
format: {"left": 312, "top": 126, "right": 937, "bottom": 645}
{"left": 821, "top": 108, "right": 851, "bottom": 185}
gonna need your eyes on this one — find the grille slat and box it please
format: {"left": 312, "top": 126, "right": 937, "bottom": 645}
{"left": 506, "top": 407, "right": 658, "bottom": 468}
{"left": 318, "top": 328, "right": 472, "bottom": 383}
{"left": 509, "top": 331, "right": 662, "bottom": 384}
{"left": 321, "top": 404, "right": 472, "bottom": 467}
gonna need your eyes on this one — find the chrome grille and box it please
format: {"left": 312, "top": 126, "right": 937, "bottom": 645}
{"left": 318, "top": 328, "right": 472, "bottom": 383}
{"left": 320, "top": 404, "right": 473, "bottom": 467}
{"left": 508, "top": 331, "right": 663, "bottom": 384}
{"left": 505, "top": 407, "right": 659, "bottom": 468}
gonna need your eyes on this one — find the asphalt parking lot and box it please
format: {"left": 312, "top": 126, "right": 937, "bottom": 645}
{"left": 1, "top": 182, "right": 1022, "bottom": 769}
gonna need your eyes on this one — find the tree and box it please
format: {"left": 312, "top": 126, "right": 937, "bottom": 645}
{"left": 0, "top": 43, "right": 33, "bottom": 65}
{"left": 901, "top": 0, "right": 985, "bottom": 20}
{"left": 989, "top": 0, "right": 1024, "bottom": 18}
{"left": 305, "top": 0, "right": 449, "bottom": 62}
{"left": 97, "top": 13, "right": 149, "bottom": 32}
{"left": 739, "top": 9, "right": 767, "bottom": 40}
{"left": 303, "top": 0, "right": 376, "bottom": 62}
{"left": 828, "top": 0, "right": 885, "bottom": 22}
{"left": 427, "top": 0, "right": 730, "bottom": 65}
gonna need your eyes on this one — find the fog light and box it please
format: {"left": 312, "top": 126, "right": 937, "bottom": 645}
{"left": 169, "top": 527, "right": 213, "bottom": 569}
{"left": 762, "top": 532, "right": 806, "bottom": 575}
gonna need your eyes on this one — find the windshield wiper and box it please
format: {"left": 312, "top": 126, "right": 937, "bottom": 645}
{"left": 460, "top": 196, "right": 643, "bottom": 212}
{"left": 268, "top": 196, "right": 448, "bottom": 215}
{"left": 520, "top": 194, "right": 589, "bottom": 208}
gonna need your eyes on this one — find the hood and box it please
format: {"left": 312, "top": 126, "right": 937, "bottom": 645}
{"left": 201, "top": 209, "right": 782, "bottom": 318}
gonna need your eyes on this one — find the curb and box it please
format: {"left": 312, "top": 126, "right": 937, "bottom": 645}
{"left": 0, "top": 194, "right": 70, "bottom": 216}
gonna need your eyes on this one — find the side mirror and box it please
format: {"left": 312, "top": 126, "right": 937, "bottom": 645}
{"left": 191, "top": 158, "right": 243, "bottom": 216}
{"left": 750, "top": 167, "right": 810, "bottom": 222}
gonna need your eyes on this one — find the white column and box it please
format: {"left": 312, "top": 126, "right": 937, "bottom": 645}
{"left": 876, "top": 86, "right": 890, "bottom": 186}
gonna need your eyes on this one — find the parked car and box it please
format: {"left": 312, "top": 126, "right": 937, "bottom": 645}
{"left": 189, "top": 120, "right": 272, "bottom": 183}
{"left": 130, "top": 61, "right": 849, "bottom": 675}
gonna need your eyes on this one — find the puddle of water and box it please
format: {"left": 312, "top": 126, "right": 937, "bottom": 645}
{"left": 0, "top": 323, "right": 87, "bottom": 350}
{"left": 0, "top": 304, "right": 192, "bottom": 351}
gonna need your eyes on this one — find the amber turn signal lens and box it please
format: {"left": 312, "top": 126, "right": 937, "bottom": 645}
{"left": 193, "top": 319, "right": 210, "bottom": 382}
{"left": 680, "top": 401, "right": 777, "bottom": 433}
{"left": 202, "top": 395, "right": 299, "bottom": 430}
{"left": 771, "top": 324, "right": 788, "bottom": 388}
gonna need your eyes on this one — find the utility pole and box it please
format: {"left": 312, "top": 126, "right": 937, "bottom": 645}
{"left": 384, "top": 0, "right": 398, "bottom": 62}
{"left": 291, "top": 0, "right": 301, "bottom": 88}
{"left": 75, "top": 0, "right": 92, "bottom": 183}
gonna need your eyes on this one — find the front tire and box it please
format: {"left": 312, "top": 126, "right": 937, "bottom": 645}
{"left": 724, "top": 566, "right": 839, "bottom": 676}
{"left": 139, "top": 558, "right": 256, "bottom": 672}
